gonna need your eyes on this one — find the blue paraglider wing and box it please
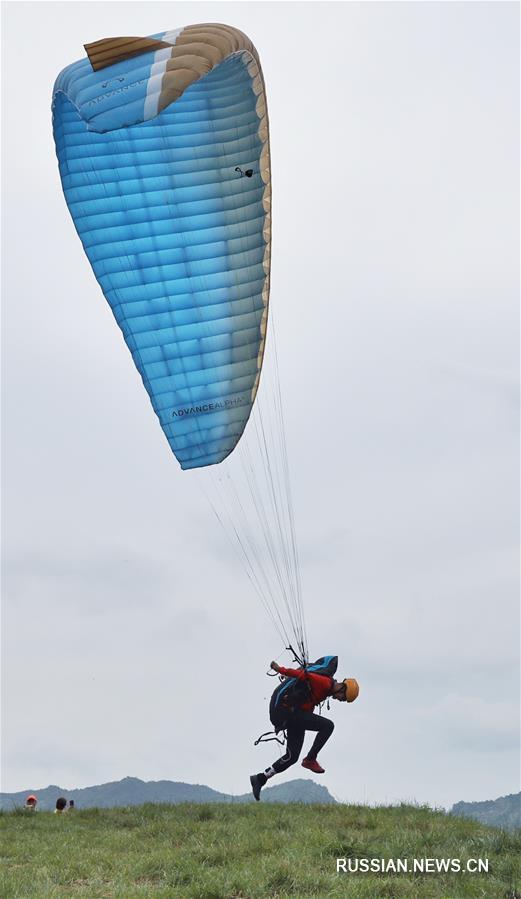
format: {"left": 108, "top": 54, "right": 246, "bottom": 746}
{"left": 52, "top": 24, "right": 271, "bottom": 469}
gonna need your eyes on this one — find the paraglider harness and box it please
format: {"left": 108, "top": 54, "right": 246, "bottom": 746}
{"left": 254, "top": 650, "right": 338, "bottom": 747}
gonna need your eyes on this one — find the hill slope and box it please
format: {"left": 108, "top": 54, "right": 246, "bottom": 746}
{"left": 2, "top": 802, "right": 520, "bottom": 898}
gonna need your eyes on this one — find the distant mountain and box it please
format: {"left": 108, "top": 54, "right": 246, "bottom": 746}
{"left": 0, "top": 776, "right": 336, "bottom": 811}
{"left": 451, "top": 793, "right": 521, "bottom": 830}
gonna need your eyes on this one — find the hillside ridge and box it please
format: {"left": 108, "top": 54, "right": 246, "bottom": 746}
{"left": 0, "top": 775, "right": 335, "bottom": 811}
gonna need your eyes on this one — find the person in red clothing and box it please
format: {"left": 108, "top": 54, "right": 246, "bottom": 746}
{"left": 250, "top": 661, "right": 359, "bottom": 801}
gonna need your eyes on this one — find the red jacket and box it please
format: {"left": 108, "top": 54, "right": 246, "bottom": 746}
{"left": 278, "top": 666, "right": 333, "bottom": 712}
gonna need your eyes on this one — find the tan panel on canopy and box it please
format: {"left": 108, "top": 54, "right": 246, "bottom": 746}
{"left": 84, "top": 36, "right": 173, "bottom": 70}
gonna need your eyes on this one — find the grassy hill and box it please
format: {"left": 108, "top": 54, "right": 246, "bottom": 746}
{"left": 1, "top": 802, "right": 520, "bottom": 898}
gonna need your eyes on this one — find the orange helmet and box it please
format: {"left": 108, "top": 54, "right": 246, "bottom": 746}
{"left": 343, "top": 678, "right": 359, "bottom": 702}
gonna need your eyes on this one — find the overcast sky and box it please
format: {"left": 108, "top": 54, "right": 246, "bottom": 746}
{"left": 2, "top": 1, "right": 519, "bottom": 810}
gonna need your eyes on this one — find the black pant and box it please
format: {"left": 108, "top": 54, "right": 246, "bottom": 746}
{"left": 271, "top": 710, "right": 334, "bottom": 774}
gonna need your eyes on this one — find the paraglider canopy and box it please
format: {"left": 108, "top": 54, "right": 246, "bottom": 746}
{"left": 52, "top": 24, "right": 271, "bottom": 470}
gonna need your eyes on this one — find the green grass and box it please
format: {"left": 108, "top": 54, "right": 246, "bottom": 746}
{"left": 1, "top": 802, "right": 520, "bottom": 898}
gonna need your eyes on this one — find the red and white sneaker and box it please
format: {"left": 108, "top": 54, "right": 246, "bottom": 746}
{"left": 301, "top": 757, "right": 325, "bottom": 774}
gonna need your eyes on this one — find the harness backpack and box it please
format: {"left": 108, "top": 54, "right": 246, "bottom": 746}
{"left": 269, "top": 655, "right": 338, "bottom": 724}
